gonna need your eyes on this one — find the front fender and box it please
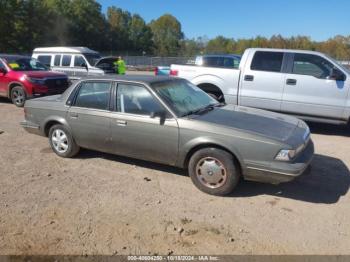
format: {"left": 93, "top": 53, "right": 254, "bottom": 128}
{"left": 176, "top": 136, "right": 245, "bottom": 171}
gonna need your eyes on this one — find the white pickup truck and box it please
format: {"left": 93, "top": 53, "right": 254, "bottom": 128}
{"left": 171, "top": 48, "right": 350, "bottom": 125}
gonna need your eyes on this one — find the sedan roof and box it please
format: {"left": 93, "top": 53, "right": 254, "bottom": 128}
{"left": 77, "top": 75, "right": 175, "bottom": 85}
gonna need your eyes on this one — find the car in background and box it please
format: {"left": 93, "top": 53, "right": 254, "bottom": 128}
{"left": 0, "top": 54, "right": 69, "bottom": 107}
{"left": 154, "top": 66, "right": 171, "bottom": 76}
{"left": 155, "top": 54, "right": 241, "bottom": 76}
{"left": 32, "top": 47, "right": 117, "bottom": 80}
{"left": 21, "top": 75, "right": 313, "bottom": 196}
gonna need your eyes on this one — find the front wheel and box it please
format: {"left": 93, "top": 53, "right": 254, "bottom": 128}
{"left": 48, "top": 124, "right": 80, "bottom": 158}
{"left": 188, "top": 148, "right": 240, "bottom": 195}
{"left": 11, "top": 86, "right": 26, "bottom": 107}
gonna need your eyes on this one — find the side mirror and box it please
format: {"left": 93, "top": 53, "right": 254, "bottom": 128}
{"left": 150, "top": 110, "right": 166, "bottom": 119}
{"left": 0, "top": 68, "right": 7, "bottom": 75}
{"left": 330, "top": 68, "right": 345, "bottom": 81}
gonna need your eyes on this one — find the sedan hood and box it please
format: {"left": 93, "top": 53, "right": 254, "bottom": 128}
{"left": 193, "top": 105, "right": 300, "bottom": 142}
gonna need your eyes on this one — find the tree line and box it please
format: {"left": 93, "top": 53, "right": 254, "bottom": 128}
{"left": 1, "top": 0, "right": 350, "bottom": 60}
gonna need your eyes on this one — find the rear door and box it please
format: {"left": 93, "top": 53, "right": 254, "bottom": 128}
{"left": 282, "top": 53, "right": 348, "bottom": 119}
{"left": 67, "top": 80, "right": 113, "bottom": 152}
{"left": 239, "top": 51, "right": 286, "bottom": 111}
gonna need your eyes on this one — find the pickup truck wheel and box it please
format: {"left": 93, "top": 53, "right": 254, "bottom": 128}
{"left": 188, "top": 148, "right": 240, "bottom": 195}
{"left": 48, "top": 124, "right": 80, "bottom": 158}
{"left": 10, "top": 86, "right": 26, "bottom": 107}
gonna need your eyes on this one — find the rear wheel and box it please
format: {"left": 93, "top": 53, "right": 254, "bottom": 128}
{"left": 188, "top": 148, "right": 240, "bottom": 195}
{"left": 11, "top": 86, "right": 26, "bottom": 107}
{"left": 48, "top": 124, "right": 80, "bottom": 158}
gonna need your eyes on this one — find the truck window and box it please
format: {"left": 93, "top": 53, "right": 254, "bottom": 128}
{"left": 74, "top": 55, "right": 86, "bottom": 67}
{"left": 203, "top": 57, "right": 219, "bottom": 67}
{"left": 62, "top": 55, "right": 72, "bottom": 67}
{"left": 292, "top": 53, "right": 336, "bottom": 79}
{"left": 251, "top": 51, "right": 283, "bottom": 72}
{"left": 54, "top": 55, "right": 61, "bottom": 66}
{"left": 37, "top": 55, "right": 52, "bottom": 67}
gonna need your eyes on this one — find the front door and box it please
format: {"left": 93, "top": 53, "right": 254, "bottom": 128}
{"left": 110, "top": 82, "right": 179, "bottom": 165}
{"left": 67, "top": 81, "right": 113, "bottom": 151}
{"left": 282, "top": 53, "right": 349, "bottom": 119}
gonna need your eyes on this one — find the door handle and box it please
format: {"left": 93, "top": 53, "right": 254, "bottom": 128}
{"left": 70, "top": 112, "right": 78, "bottom": 119}
{"left": 244, "top": 75, "right": 254, "bottom": 81}
{"left": 286, "top": 79, "right": 297, "bottom": 85}
{"left": 116, "top": 120, "right": 127, "bottom": 126}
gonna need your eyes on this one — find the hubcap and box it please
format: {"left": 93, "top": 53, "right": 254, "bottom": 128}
{"left": 12, "top": 89, "right": 25, "bottom": 105}
{"left": 195, "top": 157, "right": 227, "bottom": 188}
{"left": 51, "top": 129, "right": 69, "bottom": 153}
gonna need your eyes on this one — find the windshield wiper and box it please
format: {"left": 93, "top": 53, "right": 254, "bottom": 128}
{"left": 182, "top": 102, "right": 225, "bottom": 117}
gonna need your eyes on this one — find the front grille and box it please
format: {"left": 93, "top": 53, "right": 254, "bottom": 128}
{"left": 44, "top": 78, "right": 69, "bottom": 95}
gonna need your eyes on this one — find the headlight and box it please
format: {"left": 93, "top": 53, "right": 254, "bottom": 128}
{"left": 275, "top": 149, "right": 296, "bottom": 161}
{"left": 24, "top": 76, "right": 45, "bottom": 85}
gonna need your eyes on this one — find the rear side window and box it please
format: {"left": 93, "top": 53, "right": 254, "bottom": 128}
{"left": 62, "top": 55, "right": 72, "bottom": 67}
{"left": 37, "top": 55, "right": 51, "bottom": 66}
{"left": 74, "top": 82, "right": 111, "bottom": 110}
{"left": 54, "top": 55, "right": 61, "bottom": 66}
{"left": 251, "top": 51, "right": 284, "bottom": 72}
{"left": 292, "top": 53, "right": 336, "bottom": 79}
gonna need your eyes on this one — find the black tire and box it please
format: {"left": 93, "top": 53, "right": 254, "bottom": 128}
{"left": 10, "top": 86, "right": 26, "bottom": 107}
{"left": 188, "top": 148, "right": 240, "bottom": 196}
{"left": 48, "top": 124, "right": 80, "bottom": 158}
{"left": 207, "top": 92, "right": 224, "bottom": 103}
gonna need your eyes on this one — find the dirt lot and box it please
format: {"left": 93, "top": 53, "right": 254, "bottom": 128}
{"left": 0, "top": 96, "right": 350, "bottom": 255}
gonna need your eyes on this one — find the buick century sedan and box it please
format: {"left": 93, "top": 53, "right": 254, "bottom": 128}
{"left": 21, "top": 75, "right": 314, "bottom": 195}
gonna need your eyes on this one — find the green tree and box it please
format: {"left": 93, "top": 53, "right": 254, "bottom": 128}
{"left": 129, "top": 14, "right": 153, "bottom": 54}
{"left": 107, "top": 6, "right": 131, "bottom": 52}
{"left": 149, "top": 14, "right": 184, "bottom": 56}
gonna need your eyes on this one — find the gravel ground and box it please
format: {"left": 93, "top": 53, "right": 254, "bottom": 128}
{"left": 0, "top": 95, "right": 349, "bottom": 255}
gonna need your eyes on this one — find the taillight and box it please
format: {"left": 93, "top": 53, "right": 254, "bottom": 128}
{"left": 170, "top": 69, "right": 178, "bottom": 76}
{"left": 154, "top": 67, "right": 158, "bottom": 75}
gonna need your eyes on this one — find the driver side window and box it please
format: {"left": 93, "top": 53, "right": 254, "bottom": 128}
{"left": 292, "top": 53, "right": 336, "bottom": 79}
{"left": 116, "top": 84, "right": 164, "bottom": 116}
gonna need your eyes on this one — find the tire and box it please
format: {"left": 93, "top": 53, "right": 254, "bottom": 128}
{"left": 207, "top": 92, "right": 224, "bottom": 103}
{"left": 188, "top": 148, "right": 240, "bottom": 196}
{"left": 10, "top": 86, "right": 26, "bottom": 107}
{"left": 48, "top": 124, "right": 80, "bottom": 158}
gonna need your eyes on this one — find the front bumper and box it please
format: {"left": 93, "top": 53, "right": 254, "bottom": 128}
{"left": 20, "top": 120, "right": 43, "bottom": 136}
{"left": 244, "top": 140, "right": 314, "bottom": 184}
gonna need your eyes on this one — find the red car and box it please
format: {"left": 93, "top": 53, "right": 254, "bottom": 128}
{"left": 0, "top": 55, "right": 69, "bottom": 107}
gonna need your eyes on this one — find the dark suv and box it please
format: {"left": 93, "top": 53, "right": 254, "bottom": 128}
{"left": 0, "top": 55, "right": 69, "bottom": 107}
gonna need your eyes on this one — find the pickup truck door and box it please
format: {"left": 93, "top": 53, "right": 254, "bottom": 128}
{"left": 66, "top": 81, "right": 113, "bottom": 152}
{"left": 282, "top": 53, "right": 348, "bottom": 120}
{"left": 239, "top": 51, "right": 286, "bottom": 111}
{"left": 109, "top": 82, "right": 179, "bottom": 165}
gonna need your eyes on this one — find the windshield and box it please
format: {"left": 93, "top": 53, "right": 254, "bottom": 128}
{"left": 6, "top": 57, "right": 48, "bottom": 71}
{"left": 83, "top": 53, "right": 102, "bottom": 66}
{"left": 152, "top": 79, "right": 218, "bottom": 117}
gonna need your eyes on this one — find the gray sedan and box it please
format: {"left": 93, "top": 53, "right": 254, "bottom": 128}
{"left": 21, "top": 75, "right": 314, "bottom": 195}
